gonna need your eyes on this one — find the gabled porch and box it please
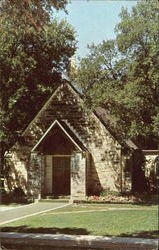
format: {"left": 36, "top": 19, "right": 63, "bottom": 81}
{"left": 29, "top": 120, "right": 88, "bottom": 201}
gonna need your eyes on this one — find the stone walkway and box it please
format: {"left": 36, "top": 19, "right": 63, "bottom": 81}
{"left": 0, "top": 202, "right": 69, "bottom": 225}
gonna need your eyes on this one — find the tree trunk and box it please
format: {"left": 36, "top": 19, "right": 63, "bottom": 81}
{"left": 0, "top": 141, "right": 6, "bottom": 202}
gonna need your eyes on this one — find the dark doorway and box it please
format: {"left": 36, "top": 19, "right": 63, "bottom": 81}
{"left": 52, "top": 156, "right": 71, "bottom": 195}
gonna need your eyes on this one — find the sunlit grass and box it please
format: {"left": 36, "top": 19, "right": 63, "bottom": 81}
{"left": 1, "top": 204, "right": 158, "bottom": 238}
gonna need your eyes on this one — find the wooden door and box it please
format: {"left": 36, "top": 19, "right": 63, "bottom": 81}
{"left": 52, "top": 156, "right": 71, "bottom": 195}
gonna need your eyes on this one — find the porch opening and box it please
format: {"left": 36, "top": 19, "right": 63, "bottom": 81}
{"left": 32, "top": 120, "right": 86, "bottom": 198}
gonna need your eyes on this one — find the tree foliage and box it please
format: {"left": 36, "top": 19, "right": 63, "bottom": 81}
{"left": 0, "top": 0, "right": 68, "bottom": 29}
{"left": 71, "top": 0, "right": 159, "bottom": 149}
{"left": 0, "top": 2, "right": 76, "bottom": 155}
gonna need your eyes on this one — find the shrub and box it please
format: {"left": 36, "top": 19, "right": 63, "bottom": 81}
{"left": 100, "top": 189, "right": 121, "bottom": 197}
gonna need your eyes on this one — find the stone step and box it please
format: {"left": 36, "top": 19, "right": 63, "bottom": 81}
{"left": 39, "top": 199, "right": 70, "bottom": 203}
{"left": 39, "top": 195, "right": 70, "bottom": 203}
{"left": 45, "top": 195, "right": 70, "bottom": 199}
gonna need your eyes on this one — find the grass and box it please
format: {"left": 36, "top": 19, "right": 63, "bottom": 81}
{"left": 1, "top": 204, "right": 158, "bottom": 238}
{"left": 45, "top": 203, "right": 157, "bottom": 212}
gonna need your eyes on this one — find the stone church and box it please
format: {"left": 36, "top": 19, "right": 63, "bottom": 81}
{"left": 5, "top": 81, "right": 158, "bottom": 201}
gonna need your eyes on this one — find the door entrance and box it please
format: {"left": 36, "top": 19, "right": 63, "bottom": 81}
{"left": 52, "top": 156, "right": 70, "bottom": 195}
{"left": 45, "top": 155, "right": 71, "bottom": 196}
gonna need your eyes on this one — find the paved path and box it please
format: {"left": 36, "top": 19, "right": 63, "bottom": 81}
{"left": 0, "top": 232, "right": 158, "bottom": 249}
{"left": 0, "top": 202, "right": 69, "bottom": 225}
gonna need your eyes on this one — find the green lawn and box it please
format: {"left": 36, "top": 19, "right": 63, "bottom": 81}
{"left": 1, "top": 204, "right": 158, "bottom": 238}
{"left": 44, "top": 203, "right": 157, "bottom": 212}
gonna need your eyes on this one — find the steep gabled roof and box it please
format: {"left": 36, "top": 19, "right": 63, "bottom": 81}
{"left": 22, "top": 80, "right": 82, "bottom": 136}
{"left": 22, "top": 80, "right": 138, "bottom": 151}
{"left": 94, "top": 107, "right": 138, "bottom": 150}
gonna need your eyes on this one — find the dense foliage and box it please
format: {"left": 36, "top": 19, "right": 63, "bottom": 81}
{"left": 0, "top": 1, "right": 76, "bottom": 157}
{"left": 71, "top": 0, "right": 159, "bottom": 149}
{"left": 0, "top": 0, "right": 68, "bottom": 29}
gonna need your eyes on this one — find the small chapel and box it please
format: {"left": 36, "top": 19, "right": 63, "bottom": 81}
{"left": 5, "top": 81, "right": 158, "bottom": 201}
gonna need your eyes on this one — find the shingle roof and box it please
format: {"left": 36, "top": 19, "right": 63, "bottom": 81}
{"left": 22, "top": 79, "right": 138, "bottom": 151}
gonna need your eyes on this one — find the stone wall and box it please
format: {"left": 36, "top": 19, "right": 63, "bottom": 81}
{"left": 85, "top": 113, "right": 123, "bottom": 193}
{"left": 4, "top": 145, "right": 28, "bottom": 194}
{"left": 142, "top": 150, "right": 159, "bottom": 177}
{"left": 142, "top": 150, "right": 159, "bottom": 191}
{"left": 27, "top": 152, "right": 43, "bottom": 199}
{"left": 71, "top": 151, "right": 86, "bottom": 200}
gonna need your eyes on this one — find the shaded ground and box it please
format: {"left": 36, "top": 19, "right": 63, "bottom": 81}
{"left": 1, "top": 225, "right": 89, "bottom": 235}
{"left": 1, "top": 226, "right": 158, "bottom": 239}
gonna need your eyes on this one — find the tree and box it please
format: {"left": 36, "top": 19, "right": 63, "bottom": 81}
{"left": 71, "top": 0, "right": 159, "bottom": 149}
{"left": 115, "top": 0, "right": 159, "bottom": 147}
{"left": 0, "top": 0, "right": 68, "bottom": 29}
{"left": 0, "top": 20, "right": 76, "bottom": 149}
{"left": 0, "top": 4, "right": 76, "bottom": 182}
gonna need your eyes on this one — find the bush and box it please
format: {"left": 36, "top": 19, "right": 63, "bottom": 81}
{"left": 12, "top": 187, "right": 27, "bottom": 203}
{"left": 100, "top": 189, "right": 121, "bottom": 197}
{"left": 1, "top": 187, "right": 28, "bottom": 204}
